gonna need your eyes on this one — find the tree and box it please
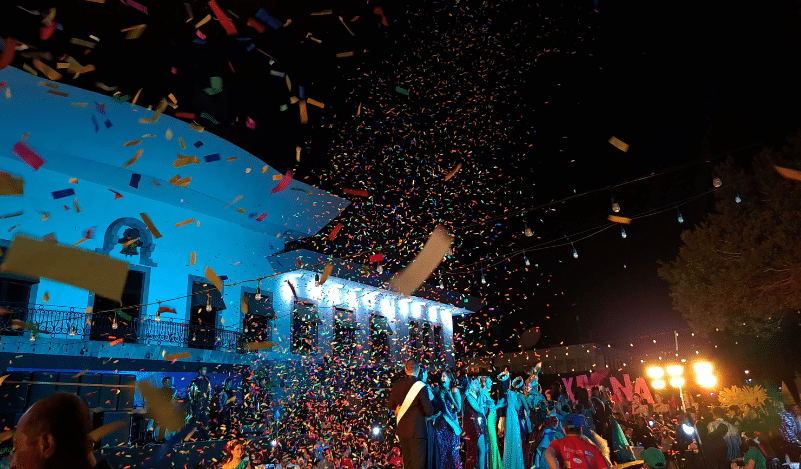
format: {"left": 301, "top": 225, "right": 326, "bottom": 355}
{"left": 659, "top": 133, "right": 801, "bottom": 337}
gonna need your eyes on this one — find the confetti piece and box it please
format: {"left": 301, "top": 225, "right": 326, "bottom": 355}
{"left": 444, "top": 162, "right": 462, "bottom": 181}
{"left": 164, "top": 351, "right": 191, "bottom": 361}
{"left": 23, "top": 63, "right": 39, "bottom": 76}
{"left": 774, "top": 165, "right": 801, "bottom": 181}
{"left": 140, "top": 213, "right": 162, "bottom": 239}
{"left": 0, "top": 374, "right": 9, "bottom": 387}
{"left": 178, "top": 137, "right": 186, "bottom": 149}
{"left": 369, "top": 253, "right": 385, "bottom": 263}
{"left": 256, "top": 212, "right": 267, "bottom": 222}
{"left": 271, "top": 170, "right": 293, "bottom": 193}
{"left": 328, "top": 223, "right": 343, "bottom": 240}
{"left": 121, "top": 238, "right": 139, "bottom": 249}
{"left": 246, "top": 117, "right": 256, "bottom": 129}
{"left": 0, "top": 38, "right": 19, "bottom": 70}
{"left": 47, "top": 89, "right": 69, "bottom": 97}
{"left": 286, "top": 280, "right": 298, "bottom": 299}
{"left": 74, "top": 197, "right": 81, "bottom": 213}
{"left": 124, "top": 0, "right": 148, "bottom": 14}
{"left": 316, "top": 264, "right": 333, "bottom": 286}
{"left": 0, "top": 234, "right": 129, "bottom": 302}
{"left": 389, "top": 225, "right": 453, "bottom": 295}
{"left": 173, "top": 155, "right": 199, "bottom": 167}
{"left": 607, "top": 215, "right": 632, "bottom": 224}
{"left": 395, "top": 86, "right": 409, "bottom": 96}
{"left": 204, "top": 265, "right": 223, "bottom": 291}
{"left": 123, "top": 139, "right": 143, "bottom": 147}
{"left": 255, "top": 9, "right": 282, "bottom": 29}
{"left": 240, "top": 296, "right": 248, "bottom": 314}
{"left": 1, "top": 212, "right": 22, "bottom": 220}
{"left": 175, "top": 218, "right": 195, "bottom": 227}
{"left": 109, "top": 338, "right": 124, "bottom": 346}
{"left": 608, "top": 136, "right": 629, "bottom": 152}
{"left": 88, "top": 419, "right": 128, "bottom": 443}
{"left": 336, "top": 51, "right": 355, "bottom": 58}
{"left": 72, "top": 369, "right": 88, "bottom": 379}
{"left": 189, "top": 122, "right": 204, "bottom": 132}
{"left": 42, "top": 291, "right": 50, "bottom": 302}
{"left": 307, "top": 98, "right": 325, "bottom": 108}
{"left": 0, "top": 172, "right": 24, "bottom": 196}
{"left": 175, "top": 111, "right": 195, "bottom": 119}
{"left": 0, "top": 431, "right": 12, "bottom": 443}
{"left": 52, "top": 188, "right": 76, "bottom": 199}
{"left": 129, "top": 173, "right": 141, "bottom": 188}
{"left": 189, "top": 251, "right": 196, "bottom": 266}
{"left": 203, "top": 153, "right": 220, "bottom": 162}
{"left": 208, "top": 0, "right": 238, "bottom": 35}
{"left": 137, "top": 381, "right": 186, "bottom": 434}
{"left": 272, "top": 174, "right": 283, "bottom": 181}
{"left": 121, "top": 24, "right": 147, "bottom": 39}
{"left": 245, "top": 341, "right": 277, "bottom": 352}
{"left": 12, "top": 140, "right": 45, "bottom": 171}
{"left": 69, "top": 38, "right": 96, "bottom": 49}
{"left": 32, "top": 59, "right": 62, "bottom": 81}
{"left": 342, "top": 188, "right": 369, "bottom": 198}
{"left": 224, "top": 195, "right": 243, "bottom": 208}
{"left": 123, "top": 149, "right": 143, "bottom": 168}
{"left": 195, "top": 14, "right": 212, "bottom": 29}
{"left": 247, "top": 18, "right": 265, "bottom": 33}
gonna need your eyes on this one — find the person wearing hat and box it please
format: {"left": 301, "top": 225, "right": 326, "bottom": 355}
{"left": 545, "top": 414, "right": 609, "bottom": 469}
{"left": 641, "top": 447, "right": 667, "bottom": 469}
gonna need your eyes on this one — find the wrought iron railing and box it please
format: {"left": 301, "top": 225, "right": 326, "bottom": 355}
{"left": 0, "top": 304, "right": 252, "bottom": 353}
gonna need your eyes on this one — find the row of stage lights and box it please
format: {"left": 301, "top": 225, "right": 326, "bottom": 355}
{"left": 646, "top": 361, "right": 717, "bottom": 390}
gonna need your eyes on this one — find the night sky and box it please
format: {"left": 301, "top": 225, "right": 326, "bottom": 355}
{"left": 3, "top": 0, "right": 801, "bottom": 356}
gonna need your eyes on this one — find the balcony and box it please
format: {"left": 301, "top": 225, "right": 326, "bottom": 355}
{"left": 0, "top": 305, "right": 254, "bottom": 354}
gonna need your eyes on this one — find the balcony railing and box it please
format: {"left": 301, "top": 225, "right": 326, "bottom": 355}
{"left": 0, "top": 305, "right": 253, "bottom": 353}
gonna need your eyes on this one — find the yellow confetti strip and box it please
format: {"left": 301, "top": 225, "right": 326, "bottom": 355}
{"left": 204, "top": 265, "right": 223, "bottom": 291}
{"left": 72, "top": 369, "right": 88, "bottom": 379}
{"left": 608, "top": 136, "right": 629, "bottom": 152}
{"left": 189, "top": 251, "right": 196, "bottom": 266}
{"left": 32, "top": 59, "right": 62, "bottom": 81}
{"left": 69, "top": 178, "right": 78, "bottom": 183}
{"left": 608, "top": 215, "right": 632, "bottom": 224}
{"left": 69, "top": 37, "right": 96, "bottom": 48}
{"left": 195, "top": 14, "right": 212, "bottom": 28}
{"left": 189, "top": 122, "right": 204, "bottom": 132}
{"left": 123, "top": 139, "right": 143, "bottom": 147}
{"left": 336, "top": 51, "right": 354, "bottom": 58}
{"left": 272, "top": 174, "right": 283, "bottom": 181}
{"left": 121, "top": 24, "right": 147, "bottom": 40}
{"left": 444, "top": 162, "right": 462, "bottom": 181}
{"left": 307, "top": 98, "right": 325, "bottom": 108}
{"left": 140, "top": 213, "right": 162, "bottom": 239}
{"left": 168, "top": 93, "right": 177, "bottom": 104}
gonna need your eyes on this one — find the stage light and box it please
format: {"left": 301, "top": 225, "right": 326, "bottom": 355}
{"left": 646, "top": 366, "right": 664, "bottom": 380}
{"left": 693, "top": 362, "right": 713, "bottom": 375}
{"left": 372, "top": 426, "right": 381, "bottom": 436}
{"left": 652, "top": 379, "right": 666, "bottom": 389}
{"left": 666, "top": 365, "right": 684, "bottom": 377}
{"left": 682, "top": 424, "right": 695, "bottom": 435}
{"left": 669, "top": 377, "right": 685, "bottom": 388}
{"left": 271, "top": 440, "right": 278, "bottom": 447}
{"left": 697, "top": 374, "right": 717, "bottom": 389}
{"left": 573, "top": 246, "right": 578, "bottom": 258}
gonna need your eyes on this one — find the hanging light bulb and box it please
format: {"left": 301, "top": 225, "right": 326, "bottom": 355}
{"left": 524, "top": 254, "right": 530, "bottom": 266}
{"left": 735, "top": 193, "right": 742, "bottom": 203}
{"left": 192, "top": 334, "right": 197, "bottom": 341}
{"left": 481, "top": 271, "right": 487, "bottom": 284}
{"left": 30, "top": 334, "right": 36, "bottom": 342}
{"left": 112, "top": 317, "right": 118, "bottom": 329}
{"left": 377, "top": 264, "right": 383, "bottom": 274}
{"left": 244, "top": 326, "right": 249, "bottom": 333}
{"left": 676, "top": 208, "right": 684, "bottom": 224}
{"left": 69, "top": 326, "right": 76, "bottom": 337}
{"left": 573, "top": 245, "right": 578, "bottom": 258}
{"left": 611, "top": 197, "right": 620, "bottom": 213}
{"left": 438, "top": 274, "right": 445, "bottom": 289}
{"left": 206, "top": 297, "right": 213, "bottom": 312}
{"left": 620, "top": 227, "right": 627, "bottom": 238}
{"left": 523, "top": 213, "right": 533, "bottom": 237}
{"left": 255, "top": 281, "right": 262, "bottom": 301}
{"left": 713, "top": 177, "right": 722, "bottom": 188}
{"left": 155, "top": 313, "right": 161, "bottom": 322}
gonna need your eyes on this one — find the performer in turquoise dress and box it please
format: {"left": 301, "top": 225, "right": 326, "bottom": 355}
{"left": 503, "top": 377, "right": 529, "bottom": 469}
{"left": 481, "top": 376, "right": 505, "bottom": 469}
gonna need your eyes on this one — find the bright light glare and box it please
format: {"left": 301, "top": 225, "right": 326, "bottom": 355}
{"left": 271, "top": 440, "right": 278, "bottom": 447}
{"left": 682, "top": 424, "right": 695, "bottom": 435}
{"left": 647, "top": 366, "right": 665, "bottom": 379}
{"left": 651, "top": 379, "right": 666, "bottom": 389}
{"left": 693, "top": 361, "right": 713, "bottom": 375}
{"left": 697, "top": 374, "right": 717, "bottom": 389}
{"left": 666, "top": 365, "right": 684, "bottom": 377}
{"left": 372, "top": 426, "right": 381, "bottom": 436}
{"left": 669, "top": 377, "right": 685, "bottom": 388}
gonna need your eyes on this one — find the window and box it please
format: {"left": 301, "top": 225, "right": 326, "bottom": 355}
{"left": 433, "top": 325, "right": 444, "bottom": 361}
{"left": 369, "top": 313, "right": 392, "bottom": 362}
{"left": 332, "top": 307, "right": 359, "bottom": 358}
{"left": 188, "top": 277, "right": 226, "bottom": 350}
{"left": 408, "top": 321, "right": 421, "bottom": 355}
{"left": 292, "top": 301, "right": 318, "bottom": 356}
{"left": 242, "top": 291, "right": 274, "bottom": 343}
{"left": 90, "top": 269, "right": 145, "bottom": 343}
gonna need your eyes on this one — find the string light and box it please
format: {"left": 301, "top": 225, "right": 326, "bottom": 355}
{"left": 713, "top": 177, "right": 722, "bottom": 188}
{"left": 438, "top": 274, "right": 444, "bottom": 289}
{"left": 524, "top": 254, "right": 530, "bottom": 266}
{"left": 620, "top": 227, "right": 627, "bottom": 238}
{"left": 676, "top": 208, "right": 684, "bottom": 224}
{"left": 481, "top": 270, "right": 487, "bottom": 284}
{"left": 30, "top": 334, "right": 35, "bottom": 342}
{"left": 524, "top": 213, "right": 533, "bottom": 237}
{"left": 255, "top": 279, "right": 262, "bottom": 301}
{"left": 572, "top": 244, "right": 578, "bottom": 258}
{"left": 206, "top": 297, "right": 213, "bottom": 312}
{"left": 112, "top": 316, "right": 118, "bottom": 329}
{"left": 69, "top": 326, "right": 76, "bottom": 337}
{"left": 735, "top": 193, "right": 742, "bottom": 203}
{"left": 611, "top": 197, "right": 620, "bottom": 213}
{"left": 377, "top": 264, "right": 383, "bottom": 274}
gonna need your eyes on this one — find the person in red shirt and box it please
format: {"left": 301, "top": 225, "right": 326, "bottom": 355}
{"left": 545, "top": 414, "right": 610, "bottom": 469}
{"left": 340, "top": 445, "right": 355, "bottom": 469}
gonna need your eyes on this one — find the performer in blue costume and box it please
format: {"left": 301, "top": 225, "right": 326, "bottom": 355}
{"left": 481, "top": 376, "right": 505, "bottom": 469}
{"left": 503, "top": 377, "right": 530, "bottom": 469}
{"left": 430, "top": 370, "right": 464, "bottom": 469}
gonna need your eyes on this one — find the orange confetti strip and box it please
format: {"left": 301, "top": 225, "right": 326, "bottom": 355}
{"left": 72, "top": 369, "right": 88, "bottom": 379}
{"left": 307, "top": 98, "right": 325, "bottom": 108}
{"left": 175, "top": 218, "right": 195, "bottom": 227}
{"left": 299, "top": 100, "right": 308, "bottom": 124}
{"left": 336, "top": 51, "right": 354, "bottom": 58}
{"left": 164, "top": 351, "right": 191, "bottom": 361}
{"left": 109, "top": 338, "right": 124, "bottom": 346}
{"left": 245, "top": 341, "right": 277, "bottom": 352}
{"left": 608, "top": 136, "right": 629, "bottom": 152}
{"left": 607, "top": 215, "right": 632, "bottom": 224}
{"left": 204, "top": 265, "right": 223, "bottom": 291}
{"left": 123, "top": 149, "right": 143, "bottom": 168}
{"left": 140, "top": 213, "right": 162, "bottom": 239}
{"left": 32, "top": 59, "right": 62, "bottom": 81}
{"left": 774, "top": 165, "right": 801, "bottom": 181}
{"left": 318, "top": 264, "right": 333, "bottom": 285}
{"left": 189, "top": 251, "right": 197, "bottom": 266}
{"left": 444, "top": 162, "right": 462, "bottom": 181}
{"left": 123, "top": 139, "right": 143, "bottom": 147}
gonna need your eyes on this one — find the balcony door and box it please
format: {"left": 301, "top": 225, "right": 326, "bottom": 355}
{"left": 90, "top": 269, "right": 144, "bottom": 343}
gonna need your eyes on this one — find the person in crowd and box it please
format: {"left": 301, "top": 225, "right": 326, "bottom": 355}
{"left": 631, "top": 394, "right": 649, "bottom": 417}
{"left": 652, "top": 393, "right": 670, "bottom": 415}
{"left": 731, "top": 436, "right": 768, "bottom": 469}
{"left": 480, "top": 376, "right": 505, "bottom": 469}
{"left": 219, "top": 378, "right": 238, "bottom": 437}
{"left": 640, "top": 447, "right": 666, "bottom": 469}
{"left": 780, "top": 403, "right": 801, "bottom": 461}
{"left": 9, "top": 393, "right": 114, "bottom": 469}
{"left": 696, "top": 422, "right": 729, "bottom": 469}
{"left": 187, "top": 366, "right": 212, "bottom": 440}
{"left": 544, "top": 414, "right": 609, "bottom": 469}
{"left": 429, "top": 369, "right": 463, "bottom": 469}
{"left": 388, "top": 359, "right": 433, "bottom": 469}
{"left": 524, "top": 364, "right": 544, "bottom": 469}
{"left": 708, "top": 407, "right": 742, "bottom": 461}
{"left": 465, "top": 377, "right": 488, "bottom": 469}
{"left": 155, "top": 376, "right": 177, "bottom": 442}
{"left": 221, "top": 440, "right": 251, "bottom": 469}
{"left": 536, "top": 403, "right": 567, "bottom": 469}
{"left": 631, "top": 416, "right": 659, "bottom": 449}
{"left": 504, "top": 377, "right": 531, "bottom": 469}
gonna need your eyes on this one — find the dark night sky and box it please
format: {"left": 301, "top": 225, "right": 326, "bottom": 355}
{"left": 3, "top": 0, "right": 801, "bottom": 354}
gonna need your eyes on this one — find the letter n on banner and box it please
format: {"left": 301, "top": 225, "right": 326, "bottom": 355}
{"left": 610, "top": 374, "right": 633, "bottom": 404}
{"left": 576, "top": 374, "right": 592, "bottom": 402}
